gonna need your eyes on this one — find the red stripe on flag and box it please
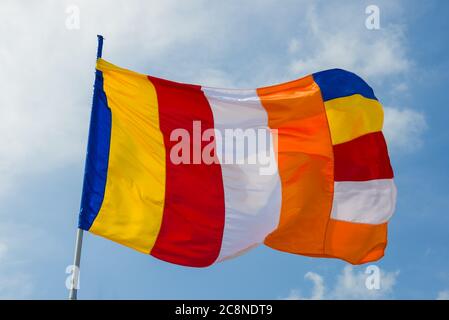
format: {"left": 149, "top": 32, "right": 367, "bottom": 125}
{"left": 148, "top": 76, "right": 225, "bottom": 267}
{"left": 334, "top": 131, "right": 393, "bottom": 181}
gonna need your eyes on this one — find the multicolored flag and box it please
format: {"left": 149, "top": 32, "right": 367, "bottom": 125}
{"left": 78, "top": 58, "right": 396, "bottom": 267}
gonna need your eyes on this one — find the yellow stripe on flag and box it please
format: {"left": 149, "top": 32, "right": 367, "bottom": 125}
{"left": 325, "top": 94, "right": 384, "bottom": 145}
{"left": 90, "top": 63, "right": 166, "bottom": 253}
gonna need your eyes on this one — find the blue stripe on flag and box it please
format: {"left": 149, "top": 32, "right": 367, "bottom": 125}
{"left": 78, "top": 69, "right": 111, "bottom": 230}
{"left": 313, "top": 69, "right": 378, "bottom": 101}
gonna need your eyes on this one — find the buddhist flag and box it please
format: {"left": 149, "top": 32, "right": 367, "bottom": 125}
{"left": 78, "top": 59, "right": 396, "bottom": 267}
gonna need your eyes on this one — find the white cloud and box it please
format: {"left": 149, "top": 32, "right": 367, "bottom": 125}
{"left": 286, "top": 272, "right": 325, "bottom": 300}
{"left": 283, "top": 2, "right": 426, "bottom": 154}
{"left": 383, "top": 107, "right": 427, "bottom": 152}
{"left": 391, "top": 82, "right": 409, "bottom": 94}
{"left": 0, "top": 0, "right": 231, "bottom": 198}
{"left": 285, "top": 265, "right": 399, "bottom": 300}
{"left": 0, "top": 0, "right": 418, "bottom": 200}
{"left": 189, "top": 68, "right": 236, "bottom": 88}
{"left": 306, "top": 272, "right": 325, "bottom": 300}
{"left": 437, "top": 290, "right": 449, "bottom": 300}
{"left": 331, "top": 265, "right": 398, "bottom": 299}
{"left": 0, "top": 225, "right": 40, "bottom": 299}
{"left": 288, "top": 2, "right": 410, "bottom": 80}
{"left": 288, "top": 39, "right": 301, "bottom": 54}
{"left": 0, "top": 272, "right": 33, "bottom": 300}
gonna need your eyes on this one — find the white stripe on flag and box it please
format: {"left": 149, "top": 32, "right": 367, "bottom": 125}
{"left": 331, "top": 179, "right": 397, "bottom": 224}
{"left": 202, "top": 87, "right": 282, "bottom": 261}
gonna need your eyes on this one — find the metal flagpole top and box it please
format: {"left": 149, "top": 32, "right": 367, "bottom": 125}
{"left": 96, "top": 35, "right": 104, "bottom": 59}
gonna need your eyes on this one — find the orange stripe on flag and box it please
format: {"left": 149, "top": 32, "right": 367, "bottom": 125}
{"left": 324, "top": 219, "right": 388, "bottom": 264}
{"left": 257, "top": 76, "right": 334, "bottom": 256}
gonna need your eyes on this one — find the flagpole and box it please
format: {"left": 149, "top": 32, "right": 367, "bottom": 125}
{"left": 68, "top": 35, "right": 104, "bottom": 300}
{"left": 68, "top": 228, "right": 83, "bottom": 300}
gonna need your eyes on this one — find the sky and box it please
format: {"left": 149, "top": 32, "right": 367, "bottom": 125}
{"left": 0, "top": 0, "right": 448, "bottom": 299}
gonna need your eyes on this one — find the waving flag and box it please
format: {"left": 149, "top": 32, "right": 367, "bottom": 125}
{"left": 78, "top": 59, "right": 396, "bottom": 267}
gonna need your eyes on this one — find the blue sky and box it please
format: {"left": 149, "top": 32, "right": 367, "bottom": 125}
{"left": 0, "top": 0, "right": 448, "bottom": 299}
